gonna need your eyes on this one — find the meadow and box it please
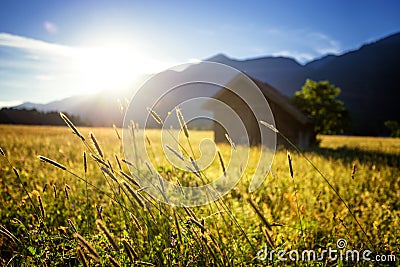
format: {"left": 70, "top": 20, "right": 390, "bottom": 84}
{"left": 0, "top": 122, "right": 399, "bottom": 266}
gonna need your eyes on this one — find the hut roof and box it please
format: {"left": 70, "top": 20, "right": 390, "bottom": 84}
{"left": 206, "top": 75, "right": 311, "bottom": 125}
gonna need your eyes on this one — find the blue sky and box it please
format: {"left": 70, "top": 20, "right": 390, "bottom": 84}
{"left": 1, "top": 0, "right": 400, "bottom": 106}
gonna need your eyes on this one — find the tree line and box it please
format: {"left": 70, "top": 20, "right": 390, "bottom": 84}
{"left": 0, "top": 108, "right": 88, "bottom": 126}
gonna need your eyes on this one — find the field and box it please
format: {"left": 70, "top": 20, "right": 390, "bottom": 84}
{"left": 0, "top": 124, "right": 399, "bottom": 266}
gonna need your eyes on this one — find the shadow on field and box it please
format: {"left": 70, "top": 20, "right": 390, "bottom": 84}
{"left": 308, "top": 146, "right": 399, "bottom": 168}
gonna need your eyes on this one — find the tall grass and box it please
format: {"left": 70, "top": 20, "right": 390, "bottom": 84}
{"left": 0, "top": 120, "right": 399, "bottom": 266}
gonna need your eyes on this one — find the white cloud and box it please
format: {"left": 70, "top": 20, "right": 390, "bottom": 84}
{"left": 251, "top": 27, "right": 342, "bottom": 62}
{"left": 0, "top": 32, "right": 76, "bottom": 57}
{"left": 272, "top": 50, "right": 314, "bottom": 63}
{"left": 307, "top": 32, "right": 341, "bottom": 55}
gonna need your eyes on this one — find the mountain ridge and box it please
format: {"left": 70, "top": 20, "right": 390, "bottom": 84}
{"left": 11, "top": 31, "right": 400, "bottom": 135}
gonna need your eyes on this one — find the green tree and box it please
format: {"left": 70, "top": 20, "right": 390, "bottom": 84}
{"left": 293, "top": 79, "right": 350, "bottom": 135}
{"left": 384, "top": 120, "right": 400, "bottom": 137}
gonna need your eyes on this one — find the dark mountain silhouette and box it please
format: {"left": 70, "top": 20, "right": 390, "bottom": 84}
{"left": 10, "top": 32, "right": 400, "bottom": 135}
{"left": 207, "top": 32, "right": 400, "bottom": 135}
{"left": 14, "top": 75, "right": 153, "bottom": 127}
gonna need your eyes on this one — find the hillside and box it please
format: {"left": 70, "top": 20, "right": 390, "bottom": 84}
{"left": 11, "top": 32, "right": 400, "bottom": 135}
{"left": 207, "top": 32, "right": 400, "bottom": 135}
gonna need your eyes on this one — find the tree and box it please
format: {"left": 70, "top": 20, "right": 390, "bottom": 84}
{"left": 293, "top": 79, "right": 350, "bottom": 135}
{"left": 384, "top": 120, "right": 400, "bottom": 137}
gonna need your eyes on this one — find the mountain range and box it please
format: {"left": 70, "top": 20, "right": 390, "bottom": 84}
{"left": 12, "top": 32, "right": 400, "bottom": 135}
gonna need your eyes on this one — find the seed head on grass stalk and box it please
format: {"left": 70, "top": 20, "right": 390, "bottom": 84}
{"left": 146, "top": 107, "right": 163, "bottom": 125}
{"left": 123, "top": 182, "right": 144, "bottom": 208}
{"left": 158, "top": 175, "right": 167, "bottom": 201}
{"left": 60, "top": 112, "right": 85, "bottom": 141}
{"left": 42, "top": 183, "right": 48, "bottom": 193}
{"left": 260, "top": 120, "right": 279, "bottom": 133}
{"left": 176, "top": 107, "right": 189, "bottom": 138}
{"left": 173, "top": 210, "right": 183, "bottom": 245}
{"left": 165, "top": 145, "right": 186, "bottom": 162}
{"left": 224, "top": 133, "right": 236, "bottom": 150}
{"left": 108, "top": 255, "right": 121, "bottom": 267}
{"left": 96, "top": 219, "right": 119, "bottom": 251}
{"left": 186, "top": 164, "right": 201, "bottom": 178}
{"left": 37, "top": 195, "right": 45, "bottom": 219}
{"left": 120, "top": 170, "right": 139, "bottom": 187}
{"left": 190, "top": 156, "right": 201, "bottom": 175}
{"left": 77, "top": 247, "right": 88, "bottom": 267}
{"left": 64, "top": 185, "right": 70, "bottom": 200}
{"left": 217, "top": 150, "right": 226, "bottom": 177}
{"left": 113, "top": 124, "right": 121, "bottom": 141}
{"left": 101, "top": 166, "right": 118, "bottom": 182}
{"left": 145, "top": 161, "right": 154, "bottom": 175}
{"left": 287, "top": 151, "right": 304, "bottom": 242}
{"left": 287, "top": 151, "right": 294, "bottom": 179}
{"left": 107, "top": 159, "right": 114, "bottom": 173}
{"left": 247, "top": 198, "right": 272, "bottom": 231}
{"left": 129, "top": 120, "right": 136, "bottom": 139}
{"left": 74, "top": 233, "right": 100, "bottom": 261}
{"left": 260, "top": 119, "right": 375, "bottom": 250}
{"left": 4, "top": 158, "right": 42, "bottom": 228}
{"left": 190, "top": 218, "right": 207, "bottom": 233}
{"left": 351, "top": 163, "right": 356, "bottom": 179}
{"left": 53, "top": 184, "right": 57, "bottom": 198}
{"left": 96, "top": 205, "right": 103, "bottom": 220}
{"left": 90, "top": 132, "right": 104, "bottom": 158}
{"left": 0, "top": 225, "right": 20, "bottom": 245}
{"left": 182, "top": 205, "right": 199, "bottom": 221}
{"left": 38, "top": 156, "right": 66, "bottom": 170}
{"left": 122, "top": 239, "right": 137, "bottom": 263}
{"left": 90, "top": 153, "right": 108, "bottom": 168}
{"left": 67, "top": 219, "right": 78, "bottom": 233}
{"left": 115, "top": 154, "right": 122, "bottom": 170}
{"left": 83, "top": 151, "right": 87, "bottom": 173}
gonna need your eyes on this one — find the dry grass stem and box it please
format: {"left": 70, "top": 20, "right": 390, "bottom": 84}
{"left": 224, "top": 133, "right": 236, "bottom": 150}
{"left": 74, "top": 233, "right": 100, "bottom": 261}
{"left": 108, "top": 255, "right": 121, "bottom": 267}
{"left": 113, "top": 124, "right": 121, "bottom": 140}
{"left": 96, "top": 219, "right": 119, "bottom": 251}
{"left": 77, "top": 247, "right": 88, "bottom": 267}
{"left": 217, "top": 151, "right": 226, "bottom": 177}
{"left": 115, "top": 154, "right": 122, "bottom": 170}
{"left": 90, "top": 153, "right": 108, "bottom": 168}
{"left": 247, "top": 198, "right": 272, "bottom": 230}
{"left": 83, "top": 151, "right": 87, "bottom": 173}
{"left": 37, "top": 195, "right": 45, "bottom": 219}
{"left": 101, "top": 166, "right": 118, "bottom": 182}
{"left": 176, "top": 107, "right": 189, "bottom": 138}
{"left": 123, "top": 182, "right": 144, "bottom": 208}
{"left": 90, "top": 132, "right": 104, "bottom": 158}
{"left": 260, "top": 120, "right": 279, "bottom": 133}
{"left": 146, "top": 107, "right": 163, "bottom": 125}
{"left": 60, "top": 112, "right": 85, "bottom": 141}
{"left": 67, "top": 219, "right": 78, "bottom": 233}
{"left": 122, "top": 239, "right": 137, "bottom": 262}
{"left": 165, "top": 145, "right": 186, "bottom": 162}
{"left": 351, "top": 163, "right": 356, "bottom": 179}
{"left": 287, "top": 151, "right": 294, "bottom": 179}
{"left": 38, "top": 156, "right": 66, "bottom": 170}
{"left": 120, "top": 171, "right": 139, "bottom": 187}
